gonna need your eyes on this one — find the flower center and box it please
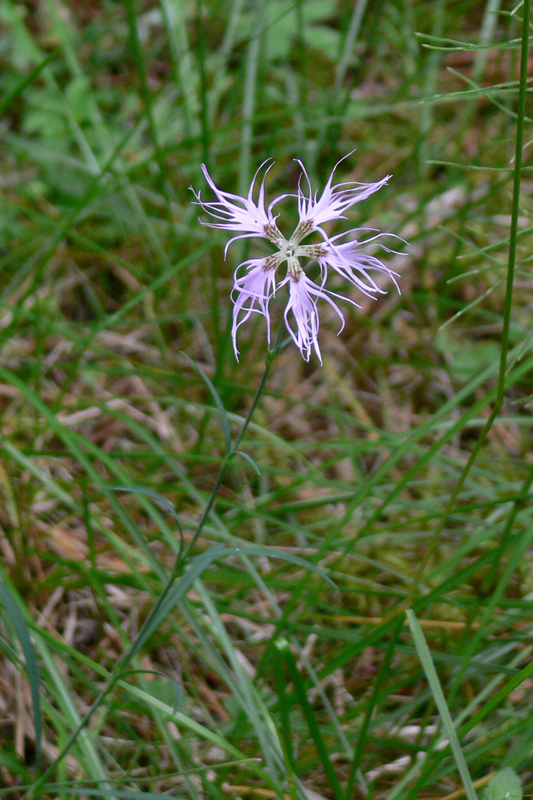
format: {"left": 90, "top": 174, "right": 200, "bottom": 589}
{"left": 283, "top": 243, "right": 296, "bottom": 258}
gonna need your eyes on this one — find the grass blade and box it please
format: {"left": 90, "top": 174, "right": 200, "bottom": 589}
{"left": 0, "top": 577, "right": 42, "bottom": 772}
{"left": 277, "top": 639, "right": 344, "bottom": 800}
{"left": 406, "top": 609, "right": 477, "bottom": 800}
{"left": 181, "top": 352, "right": 232, "bottom": 453}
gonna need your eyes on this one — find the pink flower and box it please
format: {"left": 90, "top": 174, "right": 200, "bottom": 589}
{"left": 281, "top": 264, "right": 351, "bottom": 363}
{"left": 192, "top": 156, "right": 402, "bottom": 362}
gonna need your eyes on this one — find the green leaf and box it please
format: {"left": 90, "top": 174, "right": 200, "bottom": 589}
{"left": 119, "top": 670, "right": 182, "bottom": 715}
{"left": 482, "top": 768, "right": 522, "bottom": 800}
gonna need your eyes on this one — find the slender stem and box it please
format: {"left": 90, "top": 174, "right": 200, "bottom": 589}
{"left": 496, "top": 0, "right": 529, "bottom": 400}
{"left": 405, "top": 0, "right": 530, "bottom": 604}
{"left": 234, "top": 328, "right": 284, "bottom": 448}
{"left": 185, "top": 323, "right": 285, "bottom": 557}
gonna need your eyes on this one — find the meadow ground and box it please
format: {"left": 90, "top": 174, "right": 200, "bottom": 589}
{"left": 1, "top": 1, "right": 533, "bottom": 799}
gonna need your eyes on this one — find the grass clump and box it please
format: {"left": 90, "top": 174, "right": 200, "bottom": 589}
{"left": 1, "top": 1, "right": 533, "bottom": 799}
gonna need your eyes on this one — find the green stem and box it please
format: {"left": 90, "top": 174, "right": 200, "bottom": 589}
{"left": 406, "top": 0, "right": 530, "bottom": 603}
{"left": 184, "top": 323, "right": 285, "bottom": 557}
{"left": 496, "top": 0, "right": 529, "bottom": 400}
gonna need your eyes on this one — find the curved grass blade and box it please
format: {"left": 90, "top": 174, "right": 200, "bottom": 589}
{"left": 0, "top": 577, "right": 42, "bottom": 772}
{"left": 107, "top": 484, "right": 184, "bottom": 557}
{"left": 107, "top": 485, "right": 183, "bottom": 531}
{"left": 0, "top": 49, "right": 58, "bottom": 117}
{"left": 39, "top": 789, "right": 188, "bottom": 800}
{"left": 406, "top": 609, "right": 477, "bottom": 800}
{"left": 225, "top": 544, "right": 336, "bottom": 587}
{"left": 135, "top": 542, "right": 335, "bottom": 662}
{"left": 232, "top": 450, "right": 261, "bottom": 475}
{"left": 458, "top": 656, "right": 533, "bottom": 742}
{"left": 181, "top": 352, "right": 232, "bottom": 453}
{"left": 0, "top": 367, "right": 167, "bottom": 576}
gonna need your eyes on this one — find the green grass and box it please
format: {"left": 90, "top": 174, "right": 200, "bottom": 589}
{"left": 1, "top": 1, "right": 533, "bottom": 798}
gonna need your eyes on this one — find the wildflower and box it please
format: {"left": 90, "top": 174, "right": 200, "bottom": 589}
{"left": 191, "top": 156, "right": 401, "bottom": 362}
